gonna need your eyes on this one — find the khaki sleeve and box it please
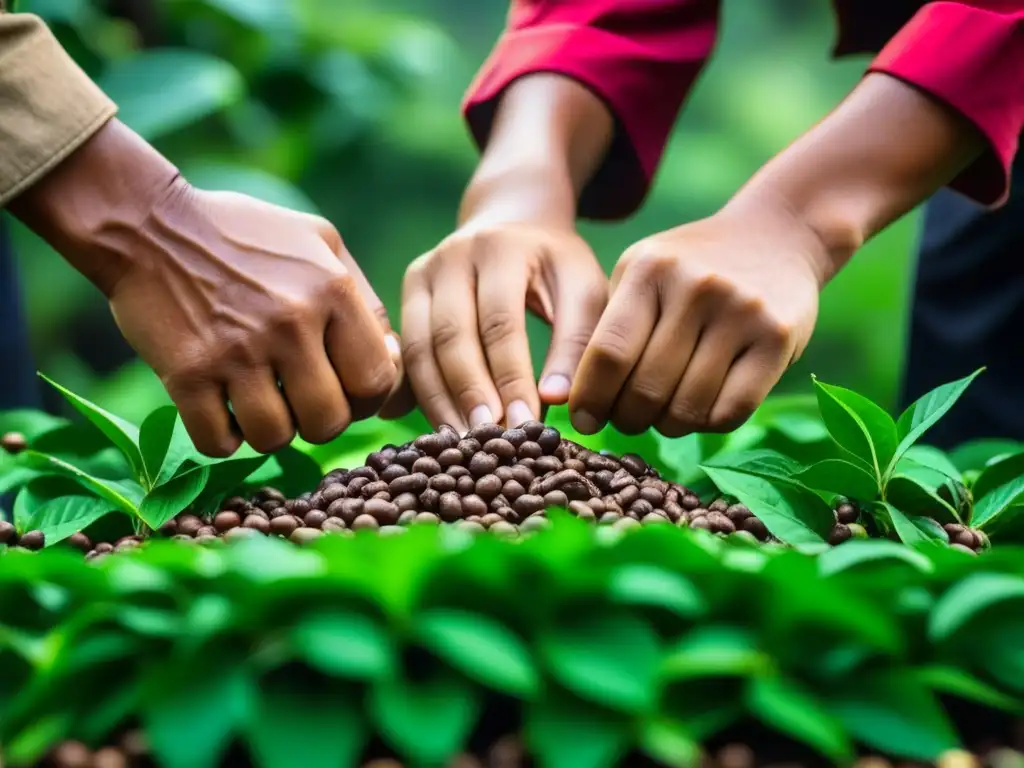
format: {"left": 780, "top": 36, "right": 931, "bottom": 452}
{"left": 0, "top": 10, "right": 117, "bottom": 207}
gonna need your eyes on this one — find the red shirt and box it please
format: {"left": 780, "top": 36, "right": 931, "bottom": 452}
{"left": 462, "top": 1, "right": 1024, "bottom": 219}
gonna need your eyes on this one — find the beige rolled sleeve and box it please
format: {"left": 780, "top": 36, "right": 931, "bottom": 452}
{"left": 0, "top": 9, "right": 117, "bottom": 207}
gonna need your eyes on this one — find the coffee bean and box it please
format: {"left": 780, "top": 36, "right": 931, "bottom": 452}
{"left": 568, "top": 501, "right": 596, "bottom": 521}
{"left": 195, "top": 525, "right": 217, "bottom": 538}
{"left": 458, "top": 438, "right": 481, "bottom": 460}
{"left": 514, "top": 494, "right": 545, "bottom": 517}
{"left": 462, "top": 494, "right": 488, "bottom": 518}
{"left": 630, "top": 499, "right": 654, "bottom": 518}
{"left": 500, "top": 428, "right": 526, "bottom": 448}
{"left": 177, "top": 514, "right": 203, "bottom": 536}
{"left": 533, "top": 456, "right": 562, "bottom": 475}
{"left": 348, "top": 477, "right": 371, "bottom": 496}
{"left": 955, "top": 529, "right": 981, "bottom": 549}
{"left": 412, "top": 456, "right": 442, "bottom": 476}
{"left": 510, "top": 465, "right": 534, "bottom": 487}
{"left": 320, "top": 484, "right": 347, "bottom": 507}
{"left": 363, "top": 498, "right": 399, "bottom": 525}
{"left": 246, "top": 508, "right": 270, "bottom": 521}
{"left": 494, "top": 465, "right": 514, "bottom": 483}
{"left": 638, "top": 486, "right": 664, "bottom": 507}
{"left": 690, "top": 516, "right": 711, "bottom": 531}
{"left": 366, "top": 451, "right": 391, "bottom": 473}
{"left": 257, "top": 486, "right": 287, "bottom": 503}
{"left": 349, "top": 466, "right": 379, "bottom": 482}
{"left": 618, "top": 485, "right": 641, "bottom": 507}
{"left": 716, "top": 743, "right": 755, "bottom": 768}
{"left": 456, "top": 521, "right": 486, "bottom": 534}
{"left": 393, "top": 493, "right": 418, "bottom": 512}
{"left": 468, "top": 423, "right": 504, "bottom": 444}
{"left": 521, "top": 515, "right": 551, "bottom": 533}
{"left": 414, "top": 433, "right": 444, "bottom": 457}
{"left": 241, "top": 515, "right": 269, "bottom": 534}
{"left": 450, "top": 475, "right": 470, "bottom": 496}
{"left": 394, "top": 449, "right": 421, "bottom": 469}
{"left": 52, "top": 740, "right": 92, "bottom": 768}
{"left": 663, "top": 501, "right": 683, "bottom": 523}
{"left": 438, "top": 447, "right": 464, "bottom": 467}
{"left": 64, "top": 532, "right": 92, "bottom": 552}
{"left": 17, "top": 530, "right": 44, "bottom": 550}
{"left": 501, "top": 479, "right": 525, "bottom": 502}
{"left": 95, "top": 542, "right": 114, "bottom": 553}
{"left": 597, "top": 511, "right": 621, "bottom": 525}
{"left": 587, "top": 497, "right": 606, "bottom": 514}
{"left": 536, "top": 468, "right": 580, "bottom": 495}
{"left": 438, "top": 424, "right": 461, "bottom": 448}
{"left": 0, "top": 520, "right": 15, "bottom": 544}
{"left": 351, "top": 514, "right": 379, "bottom": 531}
{"left": 483, "top": 438, "right": 516, "bottom": 461}
{"left": 742, "top": 517, "right": 769, "bottom": 540}
{"left": 440, "top": 492, "right": 463, "bottom": 522}
{"left": 943, "top": 522, "right": 966, "bottom": 536}
{"left": 289, "top": 498, "right": 312, "bottom": 518}
{"left": 226, "top": 526, "right": 261, "bottom": 541}
{"left": 709, "top": 498, "right": 730, "bottom": 513}
{"left": 537, "top": 427, "right": 561, "bottom": 454}
{"left": 361, "top": 480, "right": 389, "bottom": 499}
{"left": 428, "top": 473, "right": 457, "bottom": 494}
{"left": 489, "top": 493, "right": 510, "bottom": 511}
{"left": 681, "top": 493, "right": 701, "bottom": 510}
{"left": 643, "top": 511, "right": 671, "bottom": 525}
{"left": 474, "top": 474, "right": 502, "bottom": 500}
{"left": 490, "top": 521, "right": 518, "bottom": 538}
{"left": 318, "top": 518, "right": 344, "bottom": 534}
{"left": 336, "top": 498, "right": 364, "bottom": 525}
{"left": 829, "top": 523, "right": 852, "bottom": 545}
{"left": 585, "top": 453, "right": 619, "bottom": 473}
{"left": 725, "top": 503, "right": 752, "bottom": 523}
{"left": 390, "top": 472, "right": 429, "bottom": 496}
{"left": 517, "top": 441, "right": 543, "bottom": 460}
{"left": 419, "top": 488, "right": 440, "bottom": 511}
{"left": 259, "top": 500, "right": 282, "bottom": 513}
{"left": 835, "top": 502, "right": 859, "bottom": 524}
{"left": 413, "top": 511, "right": 440, "bottom": 525}
{"left": 92, "top": 747, "right": 128, "bottom": 768}
{"left": 290, "top": 527, "right": 322, "bottom": 544}
{"left": 614, "top": 517, "right": 642, "bottom": 531}
{"left": 380, "top": 464, "right": 409, "bottom": 483}
{"left": 608, "top": 469, "right": 635, "bottom": 492}
{"left": 158, "top": 518, "right": 178, "bottom": 536}
{"left": 397, "top": 509, "right": 418, "bottom": 526}
{"left": 543, "top": 490, "right": 569, "bottom": 508}
{"left": 223, "top": 495, "right": 250, "bottom": 512}
{"left": 270, "top": 515, "right": 300, "bottom": 536}
{"left": 302, "top": 510, "right": 326, "bottom": 529}
{"left": 619, "top": 453, "right": 647, "bottom": 477}
{"left": 480, "top": 512, "right": 504, "bottom": 528}
{"left": 470, "top": 452, "right": 499, "bottom": 477}
{"left": 447, "top": 464, "right": 471, "bottom": 479}
{"left": 707, "top": 511, "right": 735, "bottom": 534}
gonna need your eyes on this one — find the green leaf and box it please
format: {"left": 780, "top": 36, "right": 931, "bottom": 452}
{"left": 639, "top": 718, "right": 701, "bottom": 768}
{"left": 138, "top": 466, "right": 211, "bottom": 530}
{"left": 813, "top": 376, "right": 897, "bottom": 479}
{"left": 817, "top": 539, "right": 934, "bottom": 577}
{"left": 415, "top": 609, "right": 538, "bottom": 697}
{"left": 747, "top": 675, "right": 851, "bottom": 762}
{"left": 526, "top": 689, "right": 630, "bottom": 768}
{"left": 97, "top": 50, "right": 245, "bottom": 141}
{"left": 540, "top": 610, "right": 660, "bottom": 713}
{"left": 892, "top": 369, "right": 983, "bottom": 471}
{"left": 918, "top": 665, "right": 1024, "bottom": 714}
{"left": 369, "top": 671, "right": 480, "bottom": 765}
{"left": 143, "top": 661, "right": 251, "bottom": 768}
{"left": 607, "top": 565, "right": 705, "bottom": 619}
{"left": 700, "top": 449, "right": 804, "bottom": 483}
{"left": 18, "top": 450, "right": 144, "bottom": 514}
{"left": 793, "top": 458, "right": 878, "bottom": 500}
{"left": 254, "top": 445, "right": 323, "bottom": 499}
{"left": 138, "top": 406, "right": 179, "bottom": 489}
{"left": 153, "top": 414, "right": 204, "bottom": 485}
{"left": 929, "top": 573, "right": 1024, "bottom": 643}
{"left": 827, "top": 668, "right": 958, "bottom": 760}
{"left": 23, "top": 495, "right": 112, "bottom": 546}
{"left": 192, "top": 452, "right": 272, "bottom": 511}
{"left": 900, "top": 445, "right": 963, "bottom": 482}
{"left": 247, "top": 674, "right": 364, "bottom": 768}
{"left": 950, "top": 439, "right": 1023, "bottom": 474}
{"left": 39, "top": 373, "right": 145, "bottom": 482}
{"left": 662, "top": 627, "right": 767, "bottom": 680}
{"left": 885, "top": 474, "right": 959, "bottom": 523}
{"left": 973, "top": 449, "right": 1024, "bottom": 499}
{"left": 701, "top": 466, "right": 833, "bottom": 545}
{"left": 873, "top": 501, "right": 945, "bottom": 547}
{"left": 0, "top": 409, "right": 68, "bottom": 441}
{"left": 291, "top": 608, "right": 394, "bottom": 680}
{"left": 971, "top": 474, "right": 1024, "bottom": 530}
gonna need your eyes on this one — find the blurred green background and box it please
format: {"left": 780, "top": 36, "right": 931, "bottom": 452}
{"left": 6, "top": 0, "right": 918, "bottom": 425}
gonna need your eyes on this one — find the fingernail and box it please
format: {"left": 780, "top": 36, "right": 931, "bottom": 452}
{"left": 572, "top": 409, "right": 601, "bottom": 435}
{"left": 505, "top": 400, "right": 534, "bottom": 428}
{"left": 384, "top": 333, "right": 401, "bottom": 361}
{"left": 539, "top": 374, "right": 571, "bottom": 402}
{"left": 468, "top": 405, "right": 494, "bottom": 427}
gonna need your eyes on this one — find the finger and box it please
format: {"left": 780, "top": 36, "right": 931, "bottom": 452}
{"left": 477, "top": 255, "right": 538, "bottom": 428}
{"left": 323, "top": 274, "right": 398, "bottom": 405}
{"left": 274, "top": 336, "right": 352, "bottom": 445}
{"left": 708, "top": 339, "right": 791, "bottom": 432}
{"left": 227, "top": 367, "right": 295, "bottom": 453}
{"left": 166, "top": 379, "right": 239, "bottom": 458}
{"left": 568, "top": 272, "right": 659, "bottom": 434}
{"left": 401, "top": 268, "right": 467, "bottom": 431}
{"left": 379, "top": 332, "right": 418, "bottom": 420}
{"left": 431, "top": 260, "right": 503, "bottom": 428}
{"left": 610, "top": 298, "right": 703, "bottom": 435}
{"left": 655, "top": 321, "right": 745, "bottom": 438}
{"left": 538, "top": 264, "right": 608, "bottom": 406}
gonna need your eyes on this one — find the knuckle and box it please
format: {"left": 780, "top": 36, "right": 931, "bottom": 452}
{"left": 689, "top": 272, "right": 733, "bottom": 299}
{"left": 758, "top": 318, "right": 794, "bottom": 348}
{"left": 666, "top": 399, "right": 708, "bottom": 431}
{"left": 268, "top": 300, "right": 313, "bottom": 337}
{"left": 401, "top": 335, "right": 432, "bottom": 366}
{"left": 348, "top": 357, "right": 397, "bottom": 400}
{"left": 323, "top": 274, "right": 358, "bottom": 305}
{"left": 626, "top": 379, "right": 670, "bottom": 411}
{"left": 591, "top": 325, "right": 635, "bottom": 372}
{"left": 250, "top": 430, "right": 295, "bottom": 456}
{"left": 431, "top": 319, "right": 463, "bottom": 353}
{"left": 709, "top": 404, "right": 756, "bottom": 434}
{"left": 479, "top": 308, "right": 522, "bottom": 348}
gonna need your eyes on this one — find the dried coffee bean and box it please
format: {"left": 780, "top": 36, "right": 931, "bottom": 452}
{"left": 320, "top": 484, "right": 347, "bottom": 507}
{"left": 468, "top": 423, "right": 503, "bottom": 443}
{"left": 336, "top": 498, "right": 364, "bottom": 524}
{"left": 510, "top": 465, "right": 535, "bottom": 486}
{"left": 456, "top": 520, "right": 486, "bottom": 534}
{"left": 608, "top": 469, "right": 634, "bottom": 492}
{"left": 257, "top": 486, "right": 287, "bottom": 503}
{"left": 438, "top": 447, "right": 464, "bottom": 467}
{"left": 302, "top": 510, "right": 326, "bottom": 529}
{"left": 438, "top": 424, "right": 460, "bottom": 448}
{"left": 475, "top": 474, "right": 502, "bottom": 500}
{"left": 515, "top": 494, "right": 545, "bottom": 517}
{"left": 413, "top": 511, "right": 440, "bottom": 525}
{"left": 569, "top": 501, "right": 596, "bottom": 521}
{"left": 452, "top": 474, "right": 472, "bottom": 495}
{"left": 380, "top": 464, "right": 409, "bottom": 483}
{"left": 943, "top": 522, "right": 966, "bottom": 536}
{"left": 223, "top": 495, "right": 249, "bottom": 512}
{"left": 490, "top": 520, "right": 519, "bottom": 538}
{"left": 351, "top": 514, "right": 379, "bottom": 531}
{"left": 709, "top": 498, "right": 730, "bottom": 513}
{"left": 270, "top": 515, "right": 299, "bottom": 536}
{"left": 681, "top": 493, "right": 701, "bottom": 510}
{"left": 243, "top": 515, "right": 270, "bottom": 534}
{"left": 638, "top": 486, "right": 664, "bottom": 506}
{"left": 489, "top": 493, "right": 510, "bottom": 511}
{"left": 65, "top": 532, "right": 92, "bottom": 552}
{"left": 617, "top": 485, "right": 640, "bottom": 507}
{"left": 707, "top": 511, "right": 735, "bottom": 534}
{"left": 412, "top": 456, "right": 442, "bottom": 476}
{"left": 462, "top": 494, "right": 488, "bottom": 518}
{"left": 480, "top": 512, "right": 504, "bottom": 528}
{"left": 322, "top": 518, "right": 347, "bottom": 533}
{"left": 440, "top": 492, "right": 463, "bottom": 522}
{"left": 414, "top": 433, "right": 444, "bottom": 457}
{"left": 447, "top": 464, "right": 471, "bottom": 479}
{"left": 429, "top": 473, "right": 457, "bottom": 493}
{"left": 533, "top": 456, "right": 562, "bottom": 475}
{"left": 226, "top": 526, "right": 260, "bottom": 541}
{"left": 537, "top": 468, "right": 580, "bottom": 496}
{"left": 597, "top": 511, "right": 621, "bottom": 525}
{"left": 364, "top": 498, "right": 400, "bottom": 525}
{"left": 742, "top": 517, "right": 769, "bottom": 540}
{"left": 158, "top": 518, "right": 178, "bottom": 536}
{"left": 366, "top": 451, "right": 391, "bottom": 473}
{"left": 501, "top": 428, "right": 527, "bottom": 448}
{"left": 955, "top": 529, "right": 981, "bottom": 549}
{"left": 290, "top": 528, "right": 322, "bottom": 544}
{"left": 176, "top": 514, "right": 203, "bottom": 536}
{"left": 289, "top": 499, "right": 312, "bottom": 518}
{"left": 537, "top": 427, "right": 561, "bottom": 454}
{"left": 0, "top": 520, "right": 15, "bottom": 544}
{"left": 390, "top": 472, "right": 429, "bottom": 496}
{"left": 348, "top": 467, "right": 378, "bottom": 482}
{"left": 521, "top": 515, "right": 551, "bottom": 533}
{"left": 663, "top": 501, "right": 684, "bottom": 523}
{"left": 395, "top": 449, "right": 421, "bottom": 469}
{"left": 584, "top": 453, "right": 618, "bottom": 473}
{"left": 95, "top": 542, "right": 114, "bottom": 553}
{"left": 393, "top": 492, "right": 419, "bottom": 512}
{"left": 194, "top": 525, "right": 216, "bottom": 538}
{"left": 397, "top": 509, "right": 418, "bottom": 526}
{"left": 18, "top": 530, "right": 44, "bottom": 550}
{"left": 517, "top": 420, "right": 544, "bottom": 440}
{"left": 560, "top": 459, "right": 584, "bottom": 475}
{"left": 212, "top": 514, "right": 240, "bottom": 532}
{"left": 347, "top": 477, "right": 371, "bottom": 496}
{"left": 614, "top": 517, "right": 642, "bottom": 531}
{"left": 501, "top": 479, "right": 525, "bottom": 501}
{"left": 544, "top": 490, "right": 569, "bottom": 508}
{"left": 690, "top": 515, "right": 711, "bottom": 531}
{"left": 630, "top": 499, "right": 654, "bottom": 518}
{"left": 586, "top": 497, "right": 606, "bottom": 514}
{"left": 643, "top": 511, "right": 671, "bottom": 525}
{"left": 419, "top": 488, "right": 440, "bottom": 511}
{"left": 618, "top": 453, "right": 646, "bottom": 477}
{"left": 494, "top": 466, "right": 514, "bottom": 482}
{"left": 517, "top": 441, "right": 543, "bottom": 460}
{"left": 483, "top": 438, "right": 516, "bottom": 461}
{"left": 829, "top": 523, "right": 853, "bottom": 545}
{"left": 470, "top": 452, "right": 500, "bottom": 477}
{"left": 259, "top": 500, "right": 282, "bottom": 514}
{"left": 725, "top": 503, "right": 752, "bottom": 523}
{"left": 361, "top": 480, "right": 389, "bottom": 499}
{"left": 457, "top": 438, "right": 481, "bottom": 460}
{"left": 835, "top": 502, "right": 859, "bottom": 524}
{"left": 246, "top": 508, "right": 270, "bottom": 521}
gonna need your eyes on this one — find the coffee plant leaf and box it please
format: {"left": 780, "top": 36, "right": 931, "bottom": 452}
{"left": 812, "top": 377, "right": 897, "bottom": 480}
{"left": 138, "top": 406, "right": 179, "bottom": 489}
{"left": 3, "top": 712, "right": 71, "bottom": 767}
{"left": 415, "top": 608, "right": 539, "bottom": 697}
{"left": 39, "top": 374, "right": 145, "bottom": 483}
{"left": 0, "top": 409, "right": 69, "bottom": 442}
{"left": 138, "top": 466, "right": 211, "bottom": 530}
{"left": 700, "top": 448, "right": 805, "bottom": 483}
{"left": 701, "top": 466, "right": 833, "bottom": 545}
{"left": 143, "top": 658, "right": 252, "bottom": 768}
{"left": 974, "top": 617, "right": 1024, "bottom": 695}
{"left": 918, "top": 665, "right": 1024, "bottom": 714}
{"left": 972, "top": 449, "right": 1024, "bottom": 501}
{"left": 369, "top": 670, "right": 480, "bottom": 765}
{"left": 152, "top": 413, "right": 207, "bottom": 486}
{"left": 793, "top": 458, "right": 879, "bottom": 500}
{"left": 22, "top": 494, "right": 111, "bottom": 546}
{"left": 662, "top": 626, "right": 766, "bottom": 680}
{"left": 872, "top": 501, "right": 946, "bottom": 548}
{"left": 607, "top": 564, "right": 706, "bottom": 620}
{"left": 526, "top": 689, "right": 630, "bottom": 768}
{"left": 639, "top": 717, "right": 702, "bottom": 768}
{"left": 246, "top": 445, "right": 322, "bottom": 499}
{"left": 246, "top": 672, "right": 364, "bottom": 768}
{"left": 817, "top": 539, "right": 934, "bottom": 577}
{"left": 899, "top": 445, "right": 963, "bottom": 482}
{"left": 827, "top": 668, "right": 958, "bottom": 761}
{"left": 950, "top": 438, "right": 1024, "bottom": 474}
{"left": 191, "top": 452, "right": 272, "bottom": 512}
{"left": 747, "top": 674, "right": 852, "bottom": 763}
{"left": 539, "top": 610, "right": 661, "bottom": 713}
{"left": 885, "top": 474, "right": 959, "bottom": 524}
{"left": 928, "top": 572, "right": 1024, "bottom": 643}
{"left": 892, "top": 368, "right": 983, "bottom": 472}
{"left": 290, "top": 607, "right": 395, "bottom": 681}
{"left": 971, "top": 474, "right": 1024, "bottom": 530}
{"left": 17, "top": 451, "right": 144, "bottom": 515}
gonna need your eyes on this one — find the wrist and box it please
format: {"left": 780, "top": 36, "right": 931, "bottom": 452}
{"left": 8, "top": 119, "right": 185, "bottom": 296}
{"left": 459, "top": 160, "right": 578, "bottom": 233}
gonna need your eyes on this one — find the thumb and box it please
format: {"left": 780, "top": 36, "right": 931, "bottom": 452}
{"left": 538, "top": 267, "right": 608, "bottom": 405}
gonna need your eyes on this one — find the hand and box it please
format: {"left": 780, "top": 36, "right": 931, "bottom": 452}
{"left": 401, "top": 223, "right": 608, "bottom": 432}
{"left": 569, "top": 203, "right": 828, "bottom": 437}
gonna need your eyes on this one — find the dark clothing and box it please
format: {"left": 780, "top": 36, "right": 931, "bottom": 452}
{"left": 899, "top": 152, "right": 1024, "bottom": 449}
{"left": 0, "top": 217, "right": 38, "bottom": 410}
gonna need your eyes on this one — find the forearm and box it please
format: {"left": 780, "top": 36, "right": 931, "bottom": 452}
{"left": 728, "top": 72, "right": 985, "bottom": 284}
{"left": 458, "top": 74, "right": 614, "bottom": 230}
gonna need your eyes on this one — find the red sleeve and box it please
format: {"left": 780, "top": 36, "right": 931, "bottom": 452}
{"left": 867, "top": 1, "right": 1024, "bottom": 207}
{"left": 462, "top": 0, "right": 720, "bottom": 220}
